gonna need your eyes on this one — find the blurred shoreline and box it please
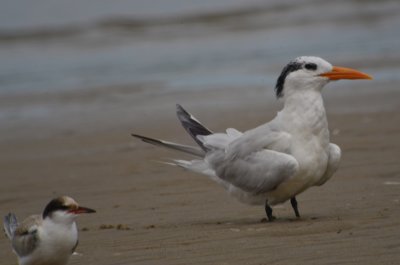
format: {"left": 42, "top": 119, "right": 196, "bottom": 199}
{"left": 1, "top": 77, "right": 399, "bottom": 142}
{"left": 1, "top": 0, "right": 399, "bottom": 96}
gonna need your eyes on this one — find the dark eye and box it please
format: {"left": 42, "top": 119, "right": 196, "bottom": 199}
{"left": 304, "top": 63, "right": 317, "bottom": 71}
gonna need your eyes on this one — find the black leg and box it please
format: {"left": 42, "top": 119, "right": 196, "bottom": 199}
{"left": 290, "top": 197, "right": 300, "bottom": 218}
{"left": 265, "top": 201, "right": 276, "bottom": 221}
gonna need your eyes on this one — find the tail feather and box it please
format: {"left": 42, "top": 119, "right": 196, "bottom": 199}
{"left": 3, "top": 213, "right": 18, "bottom": 240}
{"left": 176, "top": 104, "right": 213, "bottom": 151}
{"left": 172, "top": 159, "right": 217, "bottom": 179}
{"left": 172, "top": 159, "right": 229, "bottom": 187}
{"left": 132, "top": 134, "right": 204, "bottom": 157}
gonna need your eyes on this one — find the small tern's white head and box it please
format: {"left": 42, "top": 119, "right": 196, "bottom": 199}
{"left": 275, "top": 56, "right": 372, "bottom": 98}
{"left": 42, "top": 196, "right": 96, "bottom": 224}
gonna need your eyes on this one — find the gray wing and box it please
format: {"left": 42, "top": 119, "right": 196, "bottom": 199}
{"left": 224, "top": 120, "right": 293, "bottom": 159}
{"left": 11, "top": 215, "right": 41, "bottom": 257}
{"left": 3, "top": 213, "right": 18, "bottom": 240}
{"left": 209, "top": 149, "right": 298, "bottom": 194}
{"left": 202, "top": 123, "right": 299, "bottom": 194}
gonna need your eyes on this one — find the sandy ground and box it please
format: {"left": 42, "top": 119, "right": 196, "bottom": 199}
{"left": 1, "top": 82, "right": 400, "bottom": 265}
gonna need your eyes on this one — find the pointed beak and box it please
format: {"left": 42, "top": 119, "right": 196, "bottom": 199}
{"left": 69, "top": 206, "right": 96, "bottom": 214}
{"left": 319, "top": 66, "right": 373, "bottom": 80}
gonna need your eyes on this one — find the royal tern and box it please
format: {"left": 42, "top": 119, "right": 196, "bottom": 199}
{"left": 3, "top": 196, "right": 96, "bottom": 265}
{"left": 132, "top": 56, "right": 372, "bottom": 221}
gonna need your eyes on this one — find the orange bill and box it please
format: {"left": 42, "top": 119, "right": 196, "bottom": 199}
{"left": 319, "top": 66, "right": 373, "bottom": 80}
{"left": 69, "top": 206, "right": 96, "bottom": 214}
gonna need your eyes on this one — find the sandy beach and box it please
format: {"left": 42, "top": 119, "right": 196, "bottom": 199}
{"left": 1, "top": 79, "right": 400, "bottom": 264}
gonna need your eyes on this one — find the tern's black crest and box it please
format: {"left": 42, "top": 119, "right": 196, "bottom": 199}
{"left": 275, "top": 62, "right": 302, "bottom": 98}
{"left": 42, "top": 198, "right": 69, "bottom": 218}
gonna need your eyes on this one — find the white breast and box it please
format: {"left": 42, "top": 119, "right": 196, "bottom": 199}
{"left": 266, "top": 90, "right": 331, "bottom": 204}
{"left": 19, "top": 220, "right": 78, "bottom": 265}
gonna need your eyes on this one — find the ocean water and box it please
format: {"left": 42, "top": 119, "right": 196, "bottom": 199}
{"left": 1, "top": 0, "right": 399, "bottom": 95}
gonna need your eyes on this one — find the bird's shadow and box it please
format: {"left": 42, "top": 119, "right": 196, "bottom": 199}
{"left": 186, "top": 215, "right": 326, "bottom": 228}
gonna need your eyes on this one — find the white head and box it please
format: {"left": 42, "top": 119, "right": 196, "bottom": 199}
{"left": 42, "top": 196, "right": 96, "bottom": 224}
{"left": 275, "top": 56, "right": 372, "bottom": 98}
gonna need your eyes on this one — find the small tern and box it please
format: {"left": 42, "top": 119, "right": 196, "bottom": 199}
{"left": 3, "top": 196, "right": 96, "bottom": 265}
{"left": 132, "top": 56, "right": 372, "bottom": 221}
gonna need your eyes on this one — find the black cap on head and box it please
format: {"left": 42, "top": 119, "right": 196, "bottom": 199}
{"left": 275, "top": 61, "right": 302, "bottom": 98}
{"left": 42, "top": 197, "right": 69, "bottom": 219}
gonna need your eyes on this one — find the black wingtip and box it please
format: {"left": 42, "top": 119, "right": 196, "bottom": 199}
{"left": 131, "top": 133, "right": 158, "bottom": 143}
{"left": 131, "top": 133, "right": 144, "bottom": 140}
{"left": 176, "top": 104, "right": 187, "bottom": 115}
{"left": 174, "top": 104, "right": 212, "bottom": 151}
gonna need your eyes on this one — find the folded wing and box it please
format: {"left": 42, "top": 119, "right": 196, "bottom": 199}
{"left": 3, "top": 213, "right": 18, "bottom": 240}
{"left": 201, "top": 123, "right": 298, "bottom": 194}
{"left": 11, "top": 215, "right": 41, "bottom": 257}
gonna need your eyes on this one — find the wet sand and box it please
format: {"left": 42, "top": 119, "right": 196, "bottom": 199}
{"left": 1, "top": 83, "right": 400, "bottom": 265}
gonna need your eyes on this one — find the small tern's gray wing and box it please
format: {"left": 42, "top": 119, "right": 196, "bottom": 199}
{"left": 3, "top": 213, "right": 18, "bottom": 240}
{"left": 12, "top": 215, "right": 41, "bottom": 257}
{"left": 210, "top": 149, "right": 299, "bottom": 194}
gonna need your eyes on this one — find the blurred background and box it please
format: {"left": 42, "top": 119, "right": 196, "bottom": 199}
{"left": 1, "top": 0, "right": 400, "bottom": 139}
{"left": 2, "top": 2, "right": 400, "bottom": 264}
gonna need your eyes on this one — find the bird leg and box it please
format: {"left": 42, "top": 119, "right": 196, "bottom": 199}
{"left": 290, "top": 197, "right": 300, "bottom": 218}
{"left": 265, "top": 201, "right": 276, "bottom": 221}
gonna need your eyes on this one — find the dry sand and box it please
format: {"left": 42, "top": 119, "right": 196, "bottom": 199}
{"left": 1, "top": 83, "right": 400, "bottom": 265}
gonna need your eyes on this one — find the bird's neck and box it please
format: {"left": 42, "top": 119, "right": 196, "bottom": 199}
{"left": 44, "top": 214, "right": 76, "bottom": 228}
{"left": 280, "top": 90, "right": 329, "bottom": 139}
